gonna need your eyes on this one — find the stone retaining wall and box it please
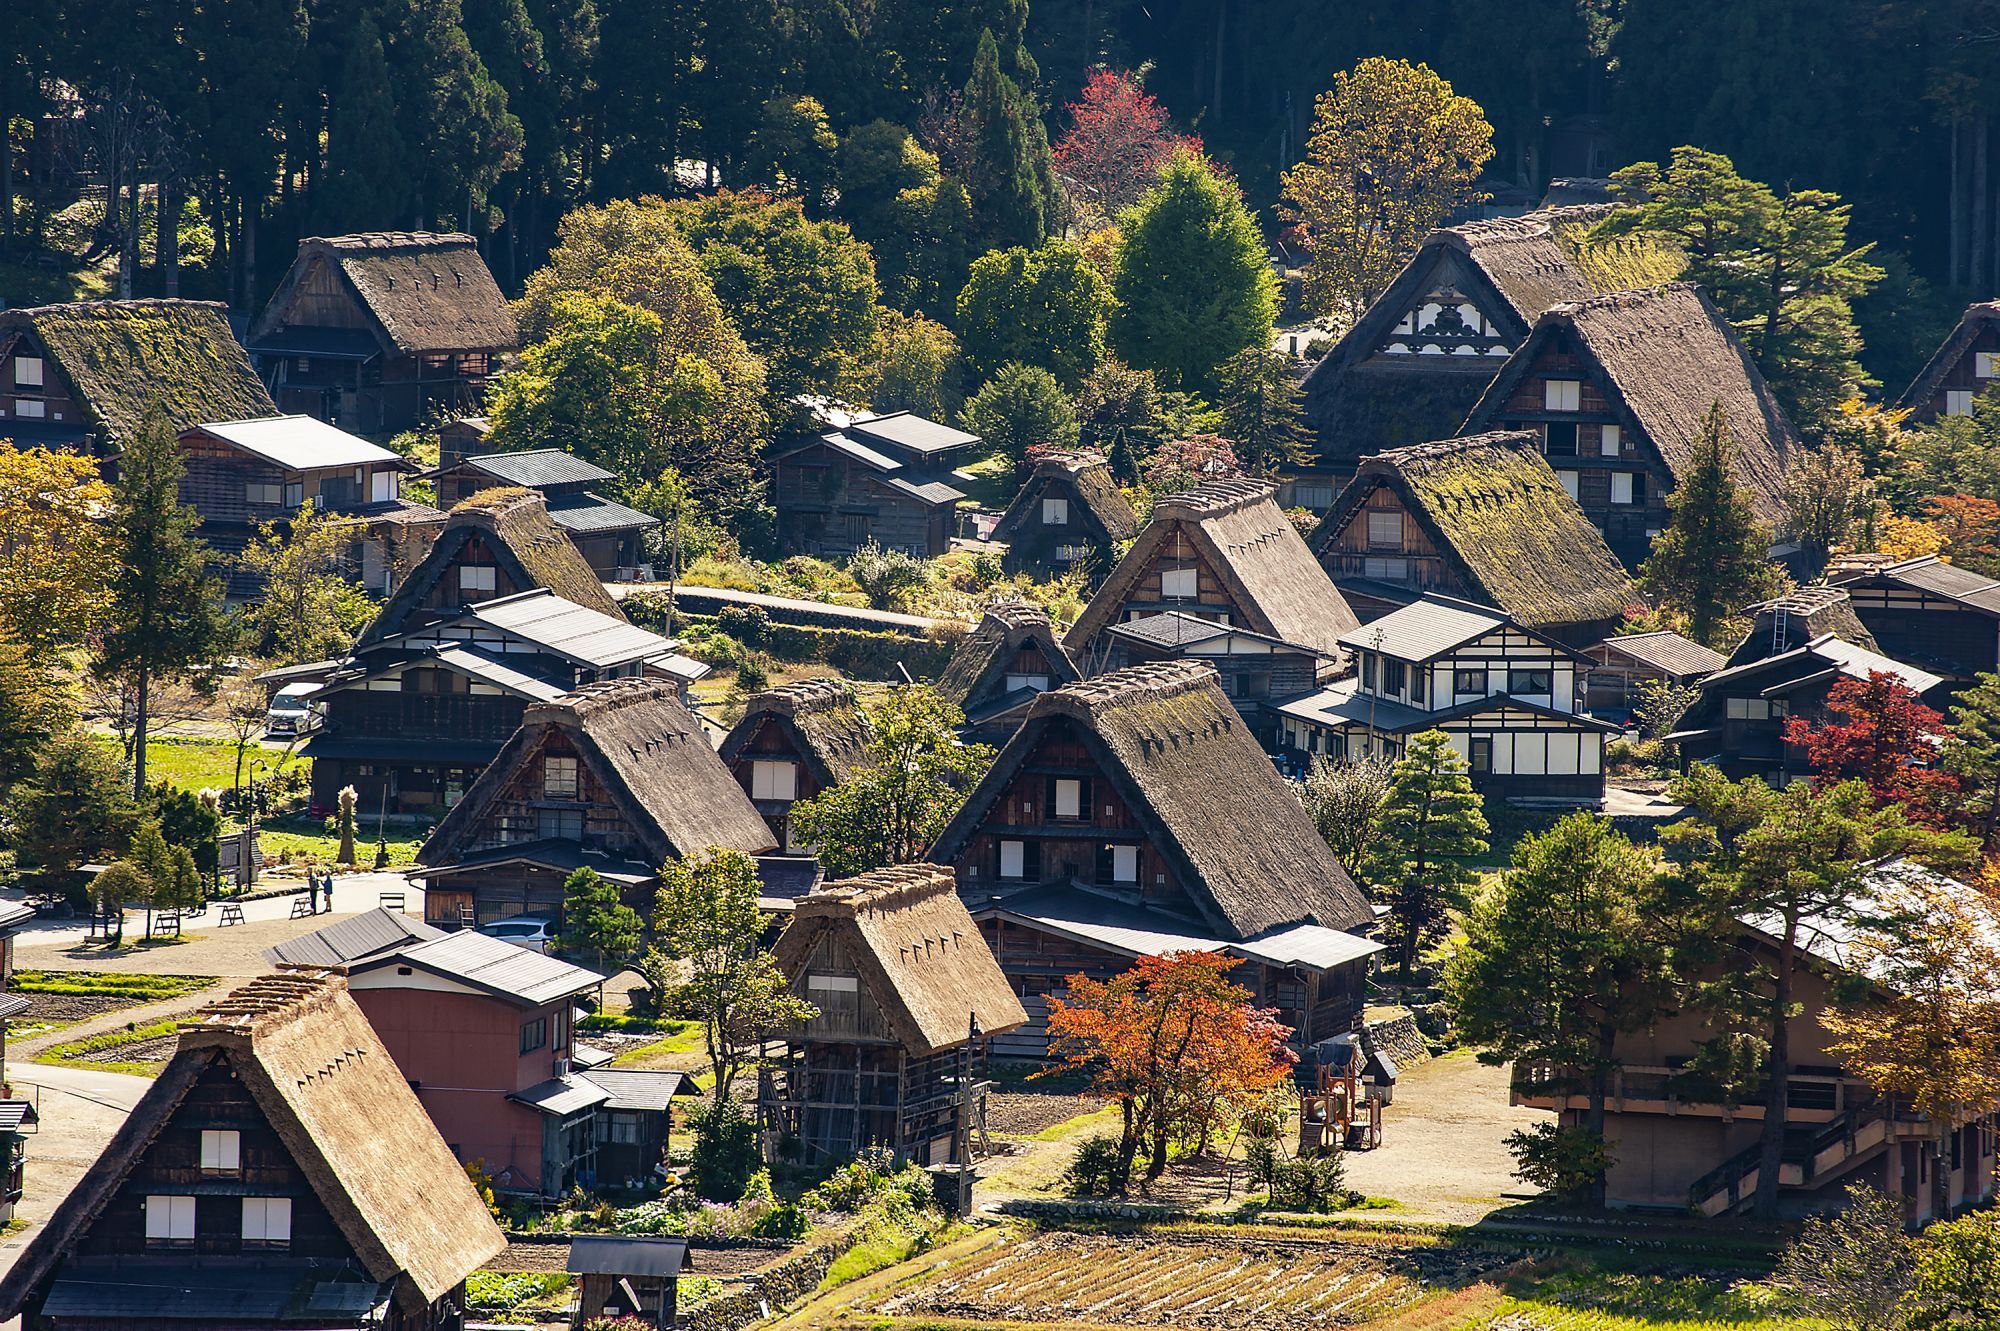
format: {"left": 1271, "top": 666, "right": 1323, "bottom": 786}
{"left": 679, "top": 1242, "right": 841, "bottom": 1331}
{"left": 1362, "top": 1012, "right": 1431, "bottom": 1070}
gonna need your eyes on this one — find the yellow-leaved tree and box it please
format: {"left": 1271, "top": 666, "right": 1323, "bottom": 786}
{"left": 0, "top": 440, "right": 114, "bottom": 659}
{"left": 1281, "top": 57, "right": 1494, "bottom": 325}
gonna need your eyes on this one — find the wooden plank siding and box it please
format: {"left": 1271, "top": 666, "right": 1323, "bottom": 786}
{"left": 775, "top": 442, "right": 953, "bottom": 558}
{"left": 1911, "top": 323, "right": 2000, "bottom": 424}
{"left": 1838, "top": 583, "right": 2000, "bottom": 682}
{"left": 0, "top": 332, "right": 89, "bottom": 443}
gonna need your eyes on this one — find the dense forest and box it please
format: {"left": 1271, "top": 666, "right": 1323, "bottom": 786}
{"left": 3, "top": 0, "right": 1999, "bottom": 393}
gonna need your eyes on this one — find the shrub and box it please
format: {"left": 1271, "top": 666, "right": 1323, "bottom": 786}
{"left": 751, "top": 1201, "right": 809, "bottom": 1238}
{"left": 1506, "top": 1121, "right": 1614, "bottom": 1196}
{"left": 849, "top": 540, "right": 929, "bottom": 610}
{"left": 689, "top": 1100, "right": 761, "bottom": 1201}
{"left": 1065, "top": 1134, "right": 1125, "bottom": 1198}
{"left": 1269, "top": 1152, "right": 1356, "bottom": 1212}
{"left": 715, "top": 603, "right": 771, "bottom": 647}
{"left": 735, "top": 656, "right": 771, "bottom": 691}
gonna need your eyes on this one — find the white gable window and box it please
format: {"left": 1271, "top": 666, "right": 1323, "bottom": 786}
{"left": 543, "top": 755, "right": 579, "bottom": 798}
{"left": 245, "top": 482, "right": 282, "bottom": 506}
{"left": 1160, "top": 567, "right": 1197, "bottom": 599}
{"left": 1947, "top": 390, "right": 1976, "bottom": 416}
{"left": 1042, "top": 497, "right": 1069, "bottom": 525}
{"left": 13, "top": 399, "right": 44, "bottom": 418}
{"left": 371, "top": 470, "right": 398, "bottom": 503}
{"left": 1054, "top": 779, "right": 1083, "bottom": 819}
{"left": 751, "top": 760, "right": 798, "bottom": 801}
{"left": 1544, "top": 379, "right": 1582, "bottom": 412}
{"left": 1365, "top": 510, "right": 1403, "bottom": 548}
{"left": 1979, "top": 352, "right": 1999, "bottom": 378}
{"left": 1556, "top": 470, "right": 1579, "bottom": 500}
{"left": 460, "top": 564, "right": 498, "bottom": 594}
{"left": 1111, "top": 845, "right": 1139, "bottom": 883}
{"left": 1600, "top": 424, "right": 1622, "bottom": 457}
{"left": 999, "top": 839, "right": 1026, "bottom": 879}
{"left": 1004, "top": 673, "right": 1049, "bottom": 694}
{"left": 1610, "top": 473, "right": 1635, "bottom": 505}
{"left": 200, "top": 1129, "right": 241, "bottom": 1173}
{"left": 145, "top": 1196, "right": 197, "bottom": 1246}
{"left": 242, "top": 1197, "right": 293, "bottom": 1247}
{"left": 13, "top": 356, "right": 43, "bottom": 389}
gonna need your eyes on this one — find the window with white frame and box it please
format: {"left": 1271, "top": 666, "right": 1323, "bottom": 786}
{"left": 200, "top": 1129, "right": 241, "bottom": 1174}
{"left": 1544, "top": 379, "right": 1582, "bottom": 412}
{"left": 1600, "top": 424, "right": 1622, "bottom": 457}
{"left": 1610, "top": 473, "right": 1635, "bottom": 505}
{"left": 1556, "top": 470, "right": 1579, "bottom": 499}
{"left": 1054, "top": 779, "right": 1082, "bottom": 819}
{"left": 1160, "top": 566, "right": 1197, "bottom": 598}
{"left": 145, "top": 1196, "right": 197, "bottom": 1246}
{"left": 1042, "top": 497, "right": 1069, "bottom": 525}
{"left": 999, "top": 839, "right": 1026, "bottom": 879}
{"left": 1365, "top": 510, "right": 1403, "bottom": 548}
{"left": 13, "top": 356, "right": 43, "bottom": 389}
{"left": 1003, "top": 673, "right": 1049, "bottom": 693}
{"left": 1980, "top": 352, "right": 1998, "bottom": 378}
{"left": 1726, "top": 697, "right": 1772, "bottom": 720}
{"left": 1110, "top": 845, "right": 1139, "bottom": 883}
{"left": 543, "top": 755, "right": 579, "bottom": 797}
{"left": 460, "top": 564, "right": 498, "bottom": 593}
{"left": 241, "top": 1197, "right": 292, "bottom": 1247}
{"left": 1363, "top": 556, "right": 1411, "bottom": 581}
{"left": 751, "top": 760, "right": 798, "bottom": 801}
{"left": 14, "top": 399, "right": 44, "bottom": 418}
{"left": 1948, "top": 390, "right": 1976, "bottom": 416}
{"left": 371, "top": 470, "right": 398, "bottom": 503}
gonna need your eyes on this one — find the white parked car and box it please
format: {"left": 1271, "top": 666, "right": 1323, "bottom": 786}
{"left": 264, "top": 682, "right": 322, "bottom": 737}
{"left": 478, "top": 916, "right": 555, "bottom": 952}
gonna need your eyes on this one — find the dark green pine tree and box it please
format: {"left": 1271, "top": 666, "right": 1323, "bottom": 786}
{"left": 1215, "top": 347, "right": 1308, "bottom": 475}
{"left": 1638, "top": 401, "right": 1782, "bottom": 648}
{"left": 959, "top": 28, "right": 1053, "bottom": 253}
{"left": 323, "top": 16, "right": 412, "bottom": 231}
{"left": 379, "top": 0, "right": 524, "bottom": 229}
{"left": 95, "top": 410, "right": 233, "bottom": 799}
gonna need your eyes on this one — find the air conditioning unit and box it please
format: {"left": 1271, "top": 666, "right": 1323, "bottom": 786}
{"left": 552, "top": 1057, "right": 572, "bottom": 1078}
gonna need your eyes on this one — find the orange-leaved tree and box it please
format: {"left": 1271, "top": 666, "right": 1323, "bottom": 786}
{"left": 1043, "top": 951, "right": 1294, "bottom": 1194}
{"left": 1784, "top": 671, "right": 1960, "bottom": 826}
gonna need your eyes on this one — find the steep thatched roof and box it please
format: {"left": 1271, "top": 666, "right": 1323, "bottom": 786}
{"left": 1300, "top": 205, "right": 1655, "bottom": 461}
{"left": 989, "top": 450, "right": 1139, "bottom": 544}
{"left": 0, "top": 299, "right": 275, "bottom": 445}
{"left": 1067, "top": 479, "right": 1360, "bottom": 659}
{"left": 719, "top": 678, "right": 872, "bottom": 788}
{"left": 253, "top": 232, "right": 517, "bottom": 356}
{"left": 422, "top": 678, "right": 774, "bottom": 869}
{"left": 1311, "top": 432, "right": 1633, "bottom": 631}
{"left": 1724, "top": 586, "right": 1879, "bottom": 669}
{"left": 933, "top": 662, "right": 1374, "bottom": 939}
{"left": 1465, "top": 284, "right": 1795, "bottom": 521}
{"left": 935, "top": 604, "right": 1080, "bottom": 711}
{"left": 0, "top": 970, "right": 504, "bottom": 1320}
{"left": 358, "top": 486, "right": 620, "bottom": 645}
{"left": 1898, "top": 300, "right": 2000, "bottom": 417}
{"left": 775, "top": 865, "right": 1027, "bottom": 1056}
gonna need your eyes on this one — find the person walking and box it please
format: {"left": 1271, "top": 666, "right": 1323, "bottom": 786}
{"left": 307, "top": 873, "right": 319, "bottom": 914}
{"left": 321, "top": 873, "right": 334, "bottom": 913}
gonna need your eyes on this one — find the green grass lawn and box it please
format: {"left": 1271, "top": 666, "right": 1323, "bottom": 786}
{"left": 38, "top": 1018, "right": 180, "bottom": 1076}
{"left": 91, "top": 736, "right": 307, "bottom": 795}
{"left": 257, "top": 813, "right": 428, "bottom": 869}
{"left": 952, "top": 452, "right": 1017, "bottom": 509}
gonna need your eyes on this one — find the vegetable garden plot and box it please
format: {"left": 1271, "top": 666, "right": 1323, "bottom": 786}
{"left": 880, "top": 1231, "right": 1427, "bottom": 1329}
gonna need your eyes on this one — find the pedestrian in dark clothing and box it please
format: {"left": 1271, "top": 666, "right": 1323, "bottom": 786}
{"left": 307, "top": 874, "right": 319, "bottom": 913}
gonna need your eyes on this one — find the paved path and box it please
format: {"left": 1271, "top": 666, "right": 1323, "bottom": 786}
{"left": 6, "top": 872, "right": 424, "bottom": 960}
{"left": 0, "top": 1065, "right": 153, "bottom": 1280}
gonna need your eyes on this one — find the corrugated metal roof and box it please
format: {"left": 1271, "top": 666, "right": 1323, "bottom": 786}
{"left": 0, "top": 1100, "right": 37, "bottom": 1132}
{"left": 198, "top": 414, "right": 401, "bottom": 471}
{"left": 573, "top": 1042, "right": 615, "bottom": 1069}
{"left": 464, "top": 590, "right": 677, "bottom": 668}
{"left": 847, "top": 410, "right": 980, "bottom": 457}
{"left": 567, "top": 1235, "right": 689, "bottom": 1277}
{"left": 379, "top": 929, "right": 605, "bottom": 1005}
{"left": 1703, "top": 634, "right": 1944, "bottom": 695}
{"left": 819, "top": 431, "right": 902, "bottom": 472}
{"left": 41, "top": 1258, "right": 387, "bottom": 1320}
{"left": 415, "top": 839, "right": 657, "bottom": 886}
{"left": 546, "top": 494, "right": 661, "bottom": 534}
{"left": 508, "top": 1074, "right": 610, "bottom": 1117}
{"left": 1339, "top": 596, "right": 1507, "bottom": 662}
{"left": 266, "top": 907, "right": 444, "bottom": 968}
{"left": 1595, "top": 630, "right": 1727, "bottom": 679}
{"left": 465, "top": 449, "right": 616, "bottom": 488}
{"left": 0, "top": 901, "right": 35, "bottom": 933}
{"left": 1234, "top": 922, "right": 1385, "bottom": 970}
{"left": 1106, "top": 611, "right": 1233, "bottom": 648}
{"left": 989, "top": 885, "right": 1378, "bottom": 976}
{"left": 578, "top": 1069, "right": 693, "bottom": 1111}
{"left": 888, "top": 475, "right": 968, "bottom": 506}
{"left": 428, "top": 646, "right": 569, "bottom": 701}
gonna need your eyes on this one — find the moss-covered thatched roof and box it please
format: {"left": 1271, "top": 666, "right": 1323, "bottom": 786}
{"left": 0, "top": 299, "right": 275, "bottom": 445}
{"left": 1311, "top": 432, "right": 1634, "bottom": 632}
{"left": 254, "top": 232, "right": 517, "bottom": 356}
{"left": 1898, "top": 299, "right": 2000, "bottom": 417}
{"left": 990, "top": 450, "right": 1139, "bottom": 545}
{"left": 720, "top": 677, "right": 872, "bottom": 788}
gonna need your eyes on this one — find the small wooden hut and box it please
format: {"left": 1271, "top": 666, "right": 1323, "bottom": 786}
{"left": 567, "top": 1236, "right": 687, "bottom": 1328}
{"left": 718, "top": 679, "right": 872, "bottom": 846}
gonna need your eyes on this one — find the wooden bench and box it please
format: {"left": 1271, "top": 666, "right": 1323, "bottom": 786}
{"left": 155, "top": 911, "right": 181, "bottom": 937}
{"left": 219, "top": 903, "right": 246, "bottom": 926}
{"left": 289, "top": 897, "right": 314, "bottom": 920}
{"left": 378, "top": 891, "right": 406, "bottom": 912}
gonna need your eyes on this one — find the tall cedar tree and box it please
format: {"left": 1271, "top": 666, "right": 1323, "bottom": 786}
{"left": 1823, "top": 870, "right": 2000, "bottom": 1226}
{"left": 1660, "top": 766, "right": 1971, "bottom": 1218}
{"left": 787, "top": 686, "right": 993, "bottom": 877}
{"left": 958, "top": 28, "right": 1053, "bottom": 253}
{"left": 963, "top": 363, "right": 1081, "bottom": 470}
{"left": 1596, "top": 147, "right": 1883, "bottom": 437}
{"left": 1365, "top": 728, "right": 1489, "bottom": 978}
{"left": 1110, "top": 154, "right": 1277, "bottom": 397}
{"left": 96, "top": 411, "right": 232, "bottom": 799}
{"left": 1784, "top": 672, "right": 1961, "bottom": 826}
{"left": 1043, "top": 951, "right": 1294, "bottom": 1193}
{"left": 1215, "top": 347, "right": 1309, "bottom": 476}
{"left": 1637, "top": 402, "right": 1781, "bottom": 648}
{"left": 1946, "top": 672, "right": 2000, "bottom": 853}
{"left": 955, "top": 240, "right": 1110, "bottom": 389}
{"left": 1281, "top": 58, "right": 1494, "bottom": 322}
{"left": 1051, "top": 69, "right": 1197, "bottom": 218}
{"left": 1445, "top": 813, "right": 1671, "bottom": 1204}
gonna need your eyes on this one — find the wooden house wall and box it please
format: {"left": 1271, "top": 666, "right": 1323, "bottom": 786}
{"left": 1316, "top": 482, "right": 1466, "bottom": 599}
{"left": 441, "top": 862, "right": 576, "bottom": 927}
{"left": 0, "top": 331, "right": 90, "bottom": 444}
{"left": 1001, "top": 475, "right": 1118, "bottom": 579}
{"left": 76, "top": 1055, "right": 357, "bottom": 1261}
{"left": 1364, "top": 251, "right": 1519, "bottom": 365}
{"left": 1483, "top": 336, "right": 1668, "bottom": 567}
{"left": 775, "top": 443, "right": 952, "bottom": 557}
{"left": 1361, "top": 627, "right": 1582, "bottom": 714}
{"left": 1911, "top": 323, "right": 2000, "bottom": 424}
{"left": 948, "top": 721, "right": 1188, "bottom": 914}
{"left": 1678, "top": 666, "right": 1834, "bottom": 782}
{"left": 1839, "top": 583, "right": 2000, "bottom": 682}
{"left": 458, "top": 729, "right": 647, "bottom": 862}
{"left": 726, "top": 715, "right": 833, "bottom": 836}
{"left": 421, "top": 533, "right": 534, "bottom": 613}
{"left": 272, "top": 257, "right": 375, "bottom": 333}
{"left": 1095, "top": 526, "right": 1241, "bottom": 636}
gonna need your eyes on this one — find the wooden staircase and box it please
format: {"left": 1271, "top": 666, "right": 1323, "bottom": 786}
{"left": 1688, "top": 1104, "right": 1896, "bottom": 1216}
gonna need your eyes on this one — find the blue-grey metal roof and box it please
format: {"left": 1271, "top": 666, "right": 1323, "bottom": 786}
{"left": 754, "top": 855, "right": 824, "bottom": 911}
{"left": 1108, "top": 611, "right": 1234, "bottom": 648}
{"left": 40, "top": 1258, "right": 388, "bottom": 1320}
{"left": 573, "top": 1042, "right": 616, "bottom": 1070}
{"left": 579, "top": 1069, "right": 695, "bottom": 1111}
{"left": 0, "top": 1100, "right": 37, "bottom": 1132}
{"left": 546, "top": 493, "right": 662, "bottom": 534}
{"left": 197, "top": 415, "right": 401, "bottom": 472}
{"left": 361, "top": 929, "right": 606, "bottom": 1006}
{"left": 0, "top": 901, "right": 34, "bottom": 933}
{"left": 416, "top": 839, "right": 657, "bottom": 886}
{"left": 509, "top": 1074, "right": 611, "bottom": 1117}
{"left": 888, "top": 475, "right": 968, "bottom": 506}
{"left": 428, "top": 646, "right": 571, "bottom": 701}
{"left": 986, "top": 884, "right": 1378, "bottom": 976}
{"left": 1338, "top": 596, "right": 1507, "bottom": 662}
{"left": 460, "top": 590, "right": 678, "bottom": 668}
{"left": 465, "top": 448, "right": 617, "bottom": 488}
{"left": 266, "top": 907, "right": 445, "bottom": 968}
{"left": 1593, "top": 630, "right": 1727, "bottom": 679}
{"left": 847, "top": 410, "right": 980, "bottom": 457}
{"left": 567, "top": 1235, "right": 689, "bottom": 1278}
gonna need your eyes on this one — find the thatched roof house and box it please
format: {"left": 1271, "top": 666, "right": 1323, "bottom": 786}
{"left": 1300, "top": 205, "right": 1672, "bottom": 466}
{"left": 1723, "top": 586, "right": 1879, "bottom": 670}
{"left": 358, "top": 486, "right": 621, "bottom": 646}
{"left": 0, "top": 970, "right": 504, "bottom": 1328}
{"left": 1066, "top": 479, "right": 1360, "bottom": 664}
{"left": 0, "top": 299, "right": 275, "bottom": 453}
{"left": 934, "top": 604, "right": 1081, "bottom": 741}
{"left": 719, "top": 678, "right": 871, "bottom": 841}
{"left": 1898, "top": 299, "right": 2000, "bottom": 425}
{"left": 775, "top": 865, "right": 1028, "bottom": 1056}
{"left": 989, "top": 450, "right": 1138, "bottom": 581}
{"left": 1462, "top": 283, "right": 1795, "bottom": 566}
{"left": 1310, "top": 432, "right": 1634, "bottom": 644}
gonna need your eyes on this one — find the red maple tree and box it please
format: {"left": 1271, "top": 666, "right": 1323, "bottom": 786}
{"left": 1143, "top": 433, "right": 1241, "bottom": 495}
{"left": 1784, "top": 670, "right": 1961, "bottom": 824}
{"left": 1052, "top": 70, "right": 1200, "bottom": 215}
{"left": 1044, "top": 951, "right": 1294, "bottom": 1192}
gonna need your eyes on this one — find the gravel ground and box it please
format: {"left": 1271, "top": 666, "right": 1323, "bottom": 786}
{"left": 16, "top": 992, "right": 163, "bottom": 1025}
{"left": 983, "top": 1091, "right": 1103, "bottom": 1136}
{"left": 48, "top": 1032, "right": 181, "bottom": 1065}
{"left": 1339, "top": 1049, "right": 1548, "bottom": 1223}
